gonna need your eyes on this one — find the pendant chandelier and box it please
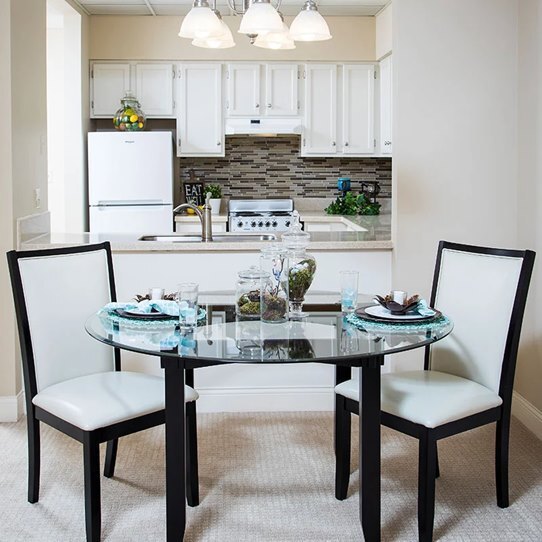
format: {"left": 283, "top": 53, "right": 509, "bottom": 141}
{"left": 178, "top": 0, "right": 331, "bottom": 50}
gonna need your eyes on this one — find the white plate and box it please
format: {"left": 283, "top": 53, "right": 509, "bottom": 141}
{"left": 364, "top": 305, "right": 435, "bottom": 321}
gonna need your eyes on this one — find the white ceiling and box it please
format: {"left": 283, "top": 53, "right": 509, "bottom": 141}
{"left": 72, "top": 0, "right": 387, "bottom": 17}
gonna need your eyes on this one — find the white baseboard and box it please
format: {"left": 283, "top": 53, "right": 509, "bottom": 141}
{"left": 196, "top": 386, "right": 335, "bottom": 413}
{"left": 512, "top": 391, "right": 542, "bottom": 441}
{"left": 0, "top": 391, "right": 24, "bottom": 422}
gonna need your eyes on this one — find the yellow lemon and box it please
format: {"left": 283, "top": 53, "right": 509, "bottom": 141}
{"left": 130, "top": 114, "right": 139, "bottom": 123}
{"left": 138, "top": 122, "right": 143, "bottom": 128}
{"left": 186, "top": 208, "right": 195, "bottom": 215}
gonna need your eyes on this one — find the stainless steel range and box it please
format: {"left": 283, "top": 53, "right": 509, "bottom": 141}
{"left": 228, "top": 199, "right": 295, "bottom": 233}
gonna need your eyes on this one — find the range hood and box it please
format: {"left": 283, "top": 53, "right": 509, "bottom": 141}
{"left": 225, "top": 118, "right": 302, "bottom": 136}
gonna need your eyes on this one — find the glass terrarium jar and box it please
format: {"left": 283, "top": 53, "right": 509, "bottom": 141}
{"left": 260, "top": 245, "right": 289, "bottom": 323}
{"left": 236, "top": 266, "right": 268, "bottom": 318}
{"left": 281, "top": 211, "right": 317, "bottom": 319}
{"left": 113, "top": 91, "right": 146, "bottom": 132}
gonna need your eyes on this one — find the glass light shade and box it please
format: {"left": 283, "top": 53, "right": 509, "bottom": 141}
{"left": 254, "top": 22, "right": 295, "bottom": 50}
{"left": 179, "top": 5, "right": 223, "bottom": 39}
{"left": 290, "top": 9, "right": 332, "bottom": 42}
{"left": 238, "top": 2, "right": 284, "bottom": 35}
{"left": 192, "top": 19, "right": 235, "bottom": 48}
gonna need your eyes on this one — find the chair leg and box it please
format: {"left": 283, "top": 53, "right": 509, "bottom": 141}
{"left": 496, "top": 415, "right": 511, "bottom": 508}
{"left": 418, "top": 431, "right": 437, "bottom": 542}
{"left": 83, "top": 433, "right": 101, "bottom": 542}
{"left": 186, "top": 401, "right": 199, "bottom": 507}
{"left": 334, "top": 395, "right": 351, "bottom": 500}
{"left": 103, "top": 439, "right": 118, "bottom": 478}
{"left": 435, "top": 444, "right": 440, "bottom": 479}
{"left": 27, "top": 412, "right": 40, "bottom": 503}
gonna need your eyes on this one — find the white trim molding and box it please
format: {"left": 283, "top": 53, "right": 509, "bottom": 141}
{"left": 0, "top": 391, "right": 24, "bottom": 423}
{"left": 512, "top": 391, "right": 542, "bottom": 441}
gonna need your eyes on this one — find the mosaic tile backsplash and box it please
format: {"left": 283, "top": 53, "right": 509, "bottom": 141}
{"left": 178, "top": 136, "right": 391, "bottom": 201}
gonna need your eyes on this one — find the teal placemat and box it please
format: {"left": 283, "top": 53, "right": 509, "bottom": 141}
{"left": 346, "top": 312, "right": 451, "bottom": 333}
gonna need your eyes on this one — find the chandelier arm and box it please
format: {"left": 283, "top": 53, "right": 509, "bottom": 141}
{"left": 226, "top": 0, "right": 283, "bottom": 16}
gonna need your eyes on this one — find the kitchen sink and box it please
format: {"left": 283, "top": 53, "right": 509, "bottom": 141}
{"left": 139, "top": 234, "right": 277, "bottom": 243}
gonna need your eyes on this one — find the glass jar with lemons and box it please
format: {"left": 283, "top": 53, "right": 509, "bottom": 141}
{"left": 113, "top": 91, "right": 146, "bottom": 132}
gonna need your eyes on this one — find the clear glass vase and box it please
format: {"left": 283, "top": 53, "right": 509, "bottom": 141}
{"left": 281, "top": 211, "right": 316, "bottom": 319}
{"left": 260, "top": 245, "right": 289, "bottom": 323}
{"left": 113, "top": 91, "right": 146, "bottom": 132}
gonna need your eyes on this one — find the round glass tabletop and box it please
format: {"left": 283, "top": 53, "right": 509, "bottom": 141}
{"left": 85, "top": 306, "right": 453, "bottom": 365}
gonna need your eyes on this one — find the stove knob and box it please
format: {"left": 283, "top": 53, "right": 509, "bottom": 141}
{"left": 272, "top": 221, "right": 278, "bottom": 228}
{"left": 251, "top": 221, "right": 257, "bottom": 228}
{"left": 285, "top": 220, "right": 291, "bottom": 228}
{"left": 265, "top": 221, "right": 270, "bottom": 227}
{"left": 237, "top": 221, "right": 243, "bottom": 228}
{"left": 258, "top": 221, "right": 264, "bottom": 227}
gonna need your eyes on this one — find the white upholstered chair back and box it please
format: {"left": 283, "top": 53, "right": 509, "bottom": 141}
{"left": 429, "top": 247, "right": 524, "bottom": 393}
{"left": 18, "top": 248, "right": 115, "bottom": 392}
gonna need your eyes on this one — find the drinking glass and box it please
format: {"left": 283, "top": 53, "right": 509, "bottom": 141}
{"left": 176, "top": 282, "right": 198, "bottom": 329}
{"left": 340, "top": 270, "right": 359, "bottom": 314}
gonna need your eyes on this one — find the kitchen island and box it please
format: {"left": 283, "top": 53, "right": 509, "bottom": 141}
{"left": 21, "top": 213, "right": 392, "bottom": 412}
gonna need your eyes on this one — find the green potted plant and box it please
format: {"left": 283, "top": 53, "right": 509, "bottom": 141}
{"left": 205, "top": 184, "right": 222, "bottom": 215}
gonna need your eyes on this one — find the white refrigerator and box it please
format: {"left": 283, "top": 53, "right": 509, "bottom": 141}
{"left": 88, "top": 131, "right": 173, "bottom": 234}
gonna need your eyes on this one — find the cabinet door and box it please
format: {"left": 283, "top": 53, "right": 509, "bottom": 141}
{"left": 91, "top": 63, "right": 131, "bottom": 117}
{"left": 135, "top": 63, "right": 175, "bottom": 117}
{"left": 303, "top": 64, "right": 337, "bottom": 155}
{"left": 227, "top": 64, "right": 260, "bottom": 117}
{"left": 342, "top": 64, "right": 375, "bottom": 155}
{"left": 265, "top": 64, "right": 298, "bottom": 117}
{"left": 178, "top": 64, "right": 223, "bottom": 157}
{"left": 379, "top": 55, "right": 393, "bottom": 155}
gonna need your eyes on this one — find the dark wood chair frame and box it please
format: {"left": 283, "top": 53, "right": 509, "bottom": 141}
{"left": 334, "top": 241, "right": 536, "bottom": 542}
{"left": 7, "top": 242, "right": 199, "bottom": 542}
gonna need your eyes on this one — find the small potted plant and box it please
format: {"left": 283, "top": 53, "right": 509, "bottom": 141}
{"left": 205, "top": 184, "right": 222, "bottom": 215}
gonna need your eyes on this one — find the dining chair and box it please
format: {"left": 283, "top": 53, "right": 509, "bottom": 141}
{"left": 334, "top": 241, "right": 535, "bottom": 542}
{"left": 7, "top": 242, "right": 200, "bottom": 542}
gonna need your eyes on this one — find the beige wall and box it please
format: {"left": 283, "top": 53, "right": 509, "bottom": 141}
{"left": 89, "top": 15, "right": 375, "bottom": 61}
{"left": 516, "top": 0, "right": 542, "bottom": 411}
{"left": 11, "top": 0, "right": 48, "bottom": 219}
{"left": 0, "top": 0, "right": 17, "bottom": 399}
{"left": 375, "top": 3, "right": 392, "bottom": 60}
{"left": 392, "top": 0, "right": 520, "bottom": 369}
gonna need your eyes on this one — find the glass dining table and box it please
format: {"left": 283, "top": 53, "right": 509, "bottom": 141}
{"left": 85, "top": 292, "right": 453, "bottom": 542}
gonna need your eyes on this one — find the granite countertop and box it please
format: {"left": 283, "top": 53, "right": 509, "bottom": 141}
{"left": 22, "top": 213, "right": 391, "bottom": 252}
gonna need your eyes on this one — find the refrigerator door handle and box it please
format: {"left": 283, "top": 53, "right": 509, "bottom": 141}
{"left": 94, "top": 200, "right": 170, "bottom": 207}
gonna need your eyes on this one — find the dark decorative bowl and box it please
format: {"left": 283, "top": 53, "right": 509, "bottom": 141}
{"left": 374, "top": 294, "right": 420, "bottom": 315}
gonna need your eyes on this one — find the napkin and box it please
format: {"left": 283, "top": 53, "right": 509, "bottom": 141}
{"left": 415, "top": 299, "right": 436, "bottom": 317}
{"left": 102, "top": 300, "right": 180, "bottom": 316}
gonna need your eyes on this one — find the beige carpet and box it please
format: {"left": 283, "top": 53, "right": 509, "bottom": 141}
{"left": 0, "top": 413, "right": 541, "bottom": 541}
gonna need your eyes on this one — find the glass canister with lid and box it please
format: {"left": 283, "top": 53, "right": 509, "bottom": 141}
{"left": 113, "top": 91, "right": 146, "bottom": 132}
{"left": 281, "top": 210, "right": 317, "bottom": 319}
{"left": 236, "top": 266, "right": 268, "bottom": 318}
{"left": 260, "top": 244, "right": 289, "bottom": 323}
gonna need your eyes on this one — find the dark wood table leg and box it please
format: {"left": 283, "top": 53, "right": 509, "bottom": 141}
{"left": 162, "top": 357, "right": 186, "bottom": 542}
{"left": 359, "top": 357, "right": 382, "bottom": 542}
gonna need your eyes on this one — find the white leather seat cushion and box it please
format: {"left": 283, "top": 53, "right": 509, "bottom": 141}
{"left": 33, "top": 371, "right": 198, "bottom": 431}
{"left": 335, "top": 370, "right": 502, "bottom": 429}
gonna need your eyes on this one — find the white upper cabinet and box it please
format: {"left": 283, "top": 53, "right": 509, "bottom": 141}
{"left": 379, "top": 55, "right": 393, "bottom": 155}
{"left": 227, "top": 63, "right": 261, "bottom": 117}
{"left": 265, "top": 64, "right": 299, "bottom": 117}
{"left": 178, "top": 63, "right": 223, "bottom": 157}
{"left": 303, "top": 64, "right": 337, "bottom": 155}
{"left": 91, "top": 63, "right": 131, "bottom": 117}
{"left": 135, "top": 63, "right": 175, "bottom": 118}
{"left": 342, "top": 64, "right": 375, "bottom": 155}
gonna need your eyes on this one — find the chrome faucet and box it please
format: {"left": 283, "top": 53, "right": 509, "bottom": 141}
{"left": 173, "top": 193, "right": 213, "bottom": 242}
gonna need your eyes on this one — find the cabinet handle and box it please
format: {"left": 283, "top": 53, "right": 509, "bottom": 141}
{"left": 178, "top": 138, "right": 181, "bottom": 148}
{"left": 332, "top": 141, "right": 336, "bottom": 146}
{"left": 217, "top": 141, "right": 221, "bottom": 146}
{"left": 255, "top": 103, "right": 259, "bottom": 108}
{"left": 384, "top": 141, "right": 392, "bottom": 146}
{"left": 267, "top": 103, "right": 272, "bottom": 108}
{"left": 344, "top": 142, "right": 349, "bottom": 147}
